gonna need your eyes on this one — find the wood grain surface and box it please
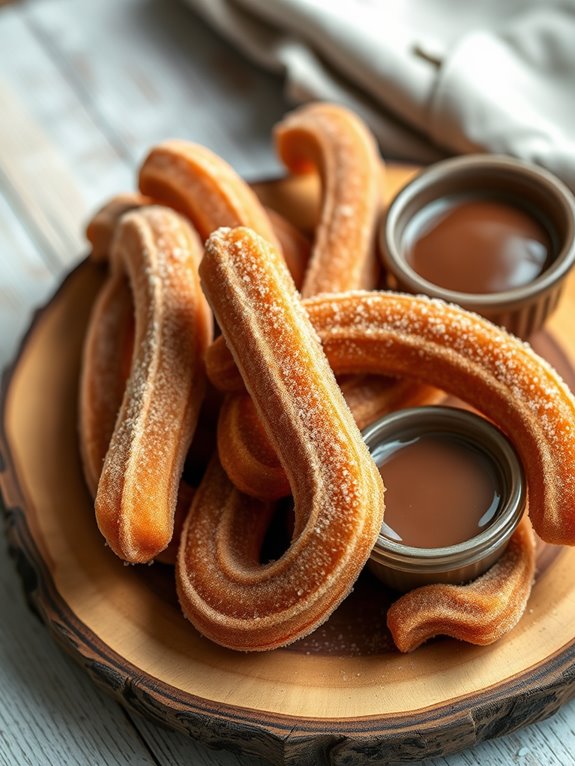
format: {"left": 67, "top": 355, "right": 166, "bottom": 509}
{"left": 2, "top": 171, "right": 575, "bottom": 765}
{"left": 2, "top": 1, "right": 575, "bottom": 765}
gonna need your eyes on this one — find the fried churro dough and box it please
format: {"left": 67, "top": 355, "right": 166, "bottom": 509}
{"left": 264, "top": 206, "right": 311, "bottom": 290}
{"left": 85, "top": 189, "right": 309, "bottom": 289}
{"left": 81, "top": 150, "right": 309, "bottom": 505}
{"left": 215, "top": 103, "right": 439, "bottom": 498}
{"left": 177, "top": 228, "right": 385, "bottom": 651}
{"left": 218, "top": 379, "right": 441, "bottom": 500}
{"left": 387, "top": 517, "right": 536, "bottom": 651}
{"left": 275, "top": 102, "right": 381, "bottom": 296}
{"left": 139, "top": 140, "right": 280, "bottom": 246}
{"left": 87, "top": 193, "right": 152, "bottom": 262}
{"left": 209, "top": 290, "right": 575, "bottom": 545}
{"left": 338, "top": 375, "right": 442, "bottom": 430}
{"left": 93, "top": 207, "right": 212, "bottom": 563}
{"left": 80, "top": 274, "right": 134, "bottom": 496}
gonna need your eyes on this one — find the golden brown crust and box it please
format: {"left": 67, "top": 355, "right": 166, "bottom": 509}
{"left": 387, "top": 517, "right": 536, "bottom": 651}
{"left": 218, "top": 379, "right": 442, "bottom": 501}
{"left": 85, "top": 188, "right": 309, "bottom": 287}
{"left": 217, "top": 392, "right": 290, "bottom": 500}
{"left": 211, "top": 104, "right": 437, "bottom": 499}
{"left": 275, "top": 102, "right": 381, "bottom": 296}
{"left": 79, "top": 274, "right": 134, "bottom": 496}
{"left": 264, "top": 206, "right": 311, "bottom": 290}
{"left": 86, "top": 193, "right": 152, "bottom": 262}
{"left": 94, "top": 207, "right": 213, "bottom": 563}
{"left": 208, "top": 289, "right": 575, "bottom": 545}
{"left": 138, "top": 140, "right": 280, "bottom": 246}
{"left": 177, "top": 228, "right": 385, "bottom": 651}
{"left": 338, "top": 375, "right": 443, "bottom": 429}
{"left": 81, "top": 151, "right": 307, "bottom": 503}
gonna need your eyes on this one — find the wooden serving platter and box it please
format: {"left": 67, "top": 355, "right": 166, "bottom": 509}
{"left": 2, "top": 169, "right": 575, "bottom": 765}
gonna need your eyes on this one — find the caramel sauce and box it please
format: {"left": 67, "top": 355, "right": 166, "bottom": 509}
{"left": 403, "top": 197, "right": 553, "bottom": 294}
{"left": 376, "top": 433, "right": 502, "bottom": 548}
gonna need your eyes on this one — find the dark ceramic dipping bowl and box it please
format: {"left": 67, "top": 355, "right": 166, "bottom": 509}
{"left": 380, "top": 155, "right": 575, "bottom": 339}
{"left": 364, "top": 406, "right": 526, "bottom": 593}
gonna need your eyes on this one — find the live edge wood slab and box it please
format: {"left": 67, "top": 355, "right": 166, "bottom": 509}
{"left": 2, "top": 169, "right": 575, "bottom": 766}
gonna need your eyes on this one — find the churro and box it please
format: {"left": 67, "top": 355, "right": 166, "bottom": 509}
{"left": 208, "top": 290, "right": 575, "bottom": 545}
{"left": 387, "top": 516, "right": 536, "bottom": 651}
{"left": 216, "top": 103, "right": 438, "bottom": 498}
{"left": 177, "top": 228, "right": 385, "bottom": 650}
{"left": 93, "top": 207, "right": 212, "bottom": 563}
{"left": 275, "top": 102, "right": 381, "bottom": 296}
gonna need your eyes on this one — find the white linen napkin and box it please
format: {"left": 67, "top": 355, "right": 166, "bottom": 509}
{"left": 183, "top": 0, "right": 575, "bottom": 190}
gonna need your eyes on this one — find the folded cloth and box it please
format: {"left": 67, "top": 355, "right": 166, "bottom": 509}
{"left": 183, "top": 0, "right": 575, "bottom": 189}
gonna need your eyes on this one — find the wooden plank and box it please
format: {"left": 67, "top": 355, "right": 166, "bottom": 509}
{"left": 0, "top": 553, "right": 162, "bottom": 766}
{"left": 22, "top": 0, "right": 290, "bottom": 177}
{"left": 0, "top": 79, "right": 87, "bottom": 268}
{"left": 0, "top": 187, "right": 59, "bottom": 370}
{"left": 0, "top": 3, "right": 133, "bottom": 213}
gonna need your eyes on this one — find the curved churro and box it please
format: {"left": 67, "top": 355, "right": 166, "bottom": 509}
{"left": 217, "top": 392, "right": 288, "bottom": 500}
{"left": 87, "top": 193, "right": 152, "bottom": 262}
{"left": 138, "top": 140, "right": 279, "bottom": 246}
{"left": 80, "top": 273, "right": 134, "bottom": 496}
{"left": 338, "top": 375, "right": 442, "bottom": 430}
{"left": 275, "top": 102, "right": 381, "bottom": 296}
{"left": 209, "top": 290, "right": 575, "bottom": 545}
{"left": 94, "top": 207, "right": 212, "bottom": 563}
{"left": 85, "top": 188, "right": 310, "bottom": 289}
{"left": 218, "top": 379, "right": 441, "bottom": 500}
{"left": 177, "top": 227, "right": 385, "bottom": 651}
{"left": 215, "top": 103, "right": 440, "bottom": 498}
{"left": 81, "top": 148, "right": 309, "bottom": 502}
{"left": 264, "top": 206, "right": 310, "bottom": 290}
{"left": 387, "top": 517, "right": 536, "bottom": 651}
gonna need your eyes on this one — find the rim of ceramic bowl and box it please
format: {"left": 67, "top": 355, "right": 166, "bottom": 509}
{"left": 381, "top": 154, "right": 575, "bottom": 311}
{"left": 364, "top": 406, "right": 526, "bottom": 574}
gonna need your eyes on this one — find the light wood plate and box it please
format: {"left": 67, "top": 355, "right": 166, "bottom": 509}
{"left": 2, "top": 170, "right": 575, "bottom": 765}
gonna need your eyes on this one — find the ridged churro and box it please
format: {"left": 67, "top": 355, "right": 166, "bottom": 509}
{"left": 216, "top": 103, "right": 438, "bottom": 499}
{"left": 93, "top": 207, "right": 212, "bottom": 563}
{"left": 387, "top": 516, "right": 536, "bottom": 651}
{"left": 177, "top": 228, "right": 385, "bottom": 650}
{"left": 275, "top": 102, "right": 381, "bottom": 296}
{"left": 208, "top": 290, "right": 575, "bottom": 546}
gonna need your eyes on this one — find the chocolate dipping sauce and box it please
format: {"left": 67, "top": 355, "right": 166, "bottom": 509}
{"left": 403, "top": 197, "right": 553, "bottom": 294}
{"left": 377, "top": 433, "right": 502, "bottom": 549}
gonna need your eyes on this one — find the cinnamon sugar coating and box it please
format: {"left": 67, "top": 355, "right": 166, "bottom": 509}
{"left": 177, "top": 227, "right": 385, "bottom": 651}
{"left": 85, "top": 186, "right": 309, "bottom": 289}
{"left": 87, "top": 193, "right": 152, "bottom": 262}
{"left": 263, "top": 206, "right": 311, "bottom": 290}
{"left": 93, "top": 207, "right": 212, "bottom": 563}
{"left": 81, "top": 152, "right": 310, "bottom": 509}
{"left": 139, "top": 140, "right": 280, "bottom": 247}
{"left": 275, "top": 102, "right": 381, "bottom": 296}
{"left": 218, "top": 379, "right": 441, "bottom": 500}
{"left": 215, "top": 103, "right": 439, "bottom": 500}
{"left": 387, "top": 517, "right": 536, "bottom": 652}
{"left": 80, "top": 273, "right": 134, "bottom": 496}
{"left": 208, "top": 290, "right": 575, "bottom": 546}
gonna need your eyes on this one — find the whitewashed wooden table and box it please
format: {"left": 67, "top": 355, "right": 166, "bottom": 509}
{"left": 1, "top": 1, "right": 574, "bottom": 764}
